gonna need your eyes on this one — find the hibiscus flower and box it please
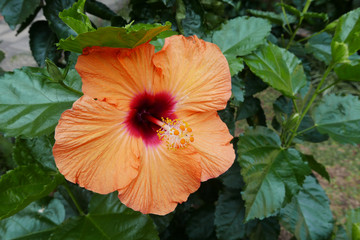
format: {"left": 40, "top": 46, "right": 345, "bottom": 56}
{"left": 53, "top": 35, "right": 235, "bottom": 215}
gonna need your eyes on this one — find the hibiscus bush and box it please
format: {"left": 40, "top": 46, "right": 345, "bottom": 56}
{"left": 1, "top": 0, "right": 360, "bottom": 239}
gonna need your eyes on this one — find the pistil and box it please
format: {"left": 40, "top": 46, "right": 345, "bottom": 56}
{"left": 146, "top": 115, "right": 194, "bottom": 149}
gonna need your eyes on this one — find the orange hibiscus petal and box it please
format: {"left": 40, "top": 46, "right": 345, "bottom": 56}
{"left": 76, "top": 44, "right": 159, "bottom": 106}
{"left": 153, "top": 35, "right": 231, "bottom": 112}
{"left": 178, "top": 111, "right": 235, "bottom": 181}
{"left": 118, "top": 145, "right": 201, "bottom": 215}
{"left": 53, "top": 95, "right": 142, "bottom": 194}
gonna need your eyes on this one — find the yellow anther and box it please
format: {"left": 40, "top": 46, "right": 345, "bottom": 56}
{"left": 154, "top": 118, "right": 194, "bottom": 150}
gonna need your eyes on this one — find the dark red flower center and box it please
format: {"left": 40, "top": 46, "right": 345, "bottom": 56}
{"left": 125, "top": 92, "right": 177, "bottom": 146}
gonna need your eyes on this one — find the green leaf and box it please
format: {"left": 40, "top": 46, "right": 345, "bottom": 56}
{"left": 313, "top": 94, "right": 360, "bottom": 144}
{"left": 85, "top": 0, "right": 116, "bottom": 20}
{"left": 301, "top": 154, "right": 330, "bottom": 182}
{"left": 243, "top": 73, "right": 268, "bottom": 97}
{"left": 228, "top": 57, "right": 244, "bottom": 76}
{"left": 0, "top": 165, "right": 62, "bottom": 220}
{"left": 150, "top": 213, "right": 174, "bottom": 234}
{"left": 0, "top": 0, "right": 41, "bottom": 29}
{"left": 334, "top": 8, "right": 360, "bottom": 53}
{"left": 333, "top": 225, "right": 350, "bottom": 240}
{"left": 231, "top": 75, "right": 244, "bottom": 102}
{"left": 244, "top": 42, "right": 307, "bottom": 98}
{"left": 346, "top": 208, "right": 360, "bottom": 238}
{"left": 277, "top": 3, "right": 301, "bottom": 17}
{"left": 331, "top": 41, "right": 349, "bottom": 63}
{"left": 185, "top": 205, "right": 215, "bottom": 240}
{"left": 331, "top": 8, "right": 360, "bottom": 62}
{"left": 16, "top": 6, "right": 41, "bottom": 35}
{"left": 212, "top": 16, "right": 272, "bottom": 59}
{"left": 306, "top": 32, "right": 332, "bottom": 65}
{"left": 297, "top": 115, "right": 329, "bottom": 143}
{"left": 247, "top": 9, "right": 297, "bottom": 25}
{"left": 219, "top": 158, "right": 244, "bottom": 190}
{"left": 249, "top": 217, "right": 280, "bottom": 240}
{"left": 30, "top": 21, "right": 61, "bottom": 67}
{"left": 58, "top": 22, "right": 172, "bottom": 53}
{"left": 236, "top": 96, "right": 261, "bottom": 120}
{"left": 353, "top": 223, "right": 360, "bottom": 240}
{"left": 50, "top": 193, "right": 159, "bottom": 240}
{"left": 13, "top": 136, "right": 57, "bottom": 171}
{"left": 43, "top": 0, "right": 77, "bottom": 39}
{"left": 214, "top": 190, "right": 257, "bottom": 240}
{"left": 0, "top": 198, "right": 65, "bottom": 240}
{"left": 218, "top": 103, "right": 235, "bottom": 136}
{"left": 0, "top": 67, "right": 81, "bottom": 137}
{"left": 303, "top": 12, "right": 329, "bottom": 22}
{"left": 238, "top": 127, "right": 311, "bottom": 221}
{"left": 59, "top": 0, "right": 95, "bottom": 34}
{"left": 279, "top": 175, "right": 334, "bottom": 240}
{"left": 0, "top": 49, "right": 4, "bottom": 62}
{"left": 55, "top": 184, "right": 92, "bottom": 219}
{"left": 335, "top": 59, "right": 360, "bottom": 81}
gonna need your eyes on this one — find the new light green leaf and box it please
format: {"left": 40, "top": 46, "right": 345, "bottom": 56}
{"left": 0, "top": 67, "right": 81, "bottom": 137}
{"left": 244, "top": 42, "right": 307, "bottom": 98}
{"left": 212, "top": 16, "right": 271, "bottom": 76}
{"left": 279, "top": 176, "right": 334, "bottom": 240}
{"left": 57, "top": 23, "right": 172, "bottom": 53}
{"left": 59, "top": 0, "right": 95, "bottom": 34}
{"left": 50, "top": 193, "right": 159, "bottom": 240}
{"left": 335, "top": 59, "right": 360, "bottom": 81}
{"left": 331, "top": 8, "right": 360, "bottom": 62}
{"left": 238, "top": 127, "right": 311, "bottom": 221}
{"left": 313, "top": 94, "right": 360, "bottom": 144}
{"left": 0, "top": 165, "right": 63, "bottom": 220}
{"left": 346, "top": 208, "right": 360, "bottom": 238}
{"left": 0, "top": 198, "right": 65, "bottom": 240}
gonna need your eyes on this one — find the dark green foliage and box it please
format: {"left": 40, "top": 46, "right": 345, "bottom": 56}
{"left": 29, "top": 21, "right": 61, "bottom": 67}
{"left": 279, "top": 176, "right": 334, "bottom": 240}
{"left": 0, "top": 0, "right": 41, "bottom": 29}
{"left": 0, "top": 0, "right": 359, "bottom": 239}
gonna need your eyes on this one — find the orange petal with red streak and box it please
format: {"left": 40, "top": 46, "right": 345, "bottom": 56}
{"left": 178, "top": 110, "right": 235, "bottom": 181}
{"left": 53, "top": 96, "right": 141, "bottom": 194}
{"left": 153, "top": 35, "right": 231, "bottom": 112}
{"left": 118, "top": 144, "right": 201, "bottom": 215}
{"left": 76, "top": 44, "right": 159, "bottom": 106}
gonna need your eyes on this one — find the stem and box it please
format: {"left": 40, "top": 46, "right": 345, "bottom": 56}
{"left": 63, "top": 181, "right": 85, "bottom": 216}
{"left": 175, "top": 0, "right": 185, "bottom": 35}
{"left": 292, "top": 98, "right": 299, "bottom": 113}
{"left": 318, "top": 79, "right": 342, "bottom": 93}
{"left": 286, "top": 0, "right": 312, "bottom": 49}
{"left": 281, "top": 0, "right": 293, "bottom": 34}
{"left": 298, "top": 29, "right": 324, "bottom": 43}
{"left": 59, "top": 81, "right": 83, "bottom": 96}
{"left": 285, "top": 63, "right": 334, "bottom": 147}
{"left": 297, "top": 125, "right": 317, "bottom": 135}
